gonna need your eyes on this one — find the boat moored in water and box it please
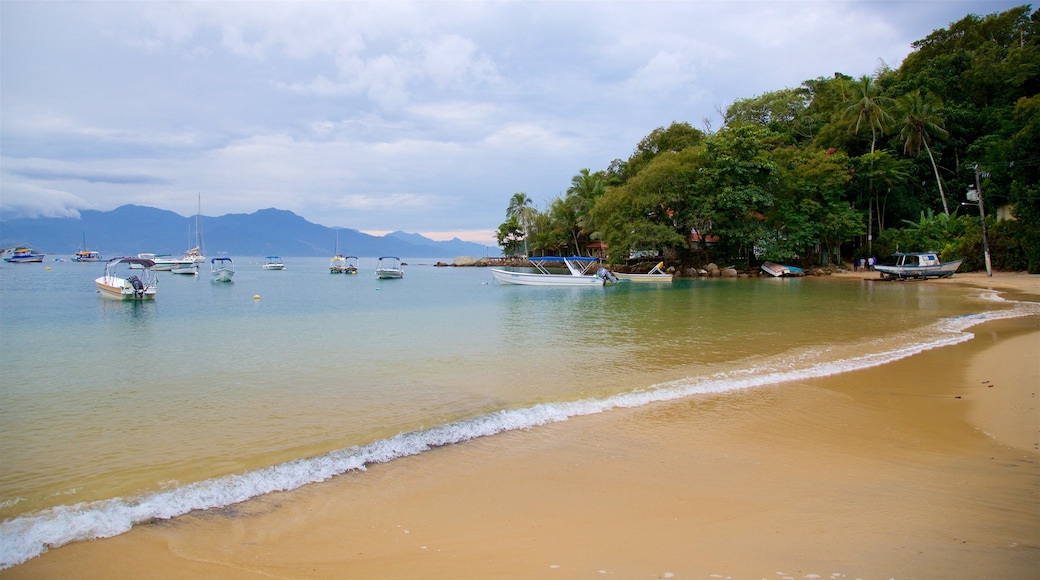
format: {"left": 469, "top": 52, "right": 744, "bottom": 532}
{"left": 263, "top": 256, "right": 285, "bottom": 270}
{"left": 95, "top": 257, "right": 158, "bottom": 300}
{"left": 3, "top": 247, "right": 46, "bottom": 263}
{"left": 210, "top": 257, "right": 235, "bottom": 282}
{"left": 615, "top": 261, "right": 673, "bottom": 282}
{"left": 491, "top": 256, "right": 619, "bottom": 286}
{"left": 874, "top": 252, "right": 964, "bottom": 280}
{"left": 375, "top": 256, "right": 404, "bottom": 279}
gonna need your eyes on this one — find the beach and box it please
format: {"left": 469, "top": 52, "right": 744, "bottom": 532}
{"left": 4, "top": 272, "right": 1038, "bottom": 579}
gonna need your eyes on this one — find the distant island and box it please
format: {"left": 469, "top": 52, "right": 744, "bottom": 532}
{"left": 0, "top": 205, "right": 501, "bottom": 259}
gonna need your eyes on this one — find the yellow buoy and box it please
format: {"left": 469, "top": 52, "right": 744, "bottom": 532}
{"left": 46, "top": 267, "right": 51, "bottom": 270}
{"left": 253, "top": 294, "right": 260, "bottom": 300}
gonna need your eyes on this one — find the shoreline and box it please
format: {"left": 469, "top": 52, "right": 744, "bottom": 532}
{"left": 5, "top": 273, "right": 1038, "bottom": 578}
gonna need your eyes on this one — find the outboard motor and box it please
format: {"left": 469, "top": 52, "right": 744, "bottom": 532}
{"left": 126, "top": 275, "right": 145, "bottom": 296}
{"left": 597, "top": 267, "right": 618, "bottom": 284}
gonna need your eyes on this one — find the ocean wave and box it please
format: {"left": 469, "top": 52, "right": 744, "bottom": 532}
{"left": 2, "top": 298, "right": 1036, "bottom": 570}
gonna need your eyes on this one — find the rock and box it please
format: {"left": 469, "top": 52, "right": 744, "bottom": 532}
{"left": 722, "top": 267, "right": 738, "bottom": 277}
{"left": 453, "top": 256, "right": 480, "bottom": 266}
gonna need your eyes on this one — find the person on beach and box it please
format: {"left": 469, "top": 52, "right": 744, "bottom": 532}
{"left": 868, "top": 256, "right": 875, "bottom": 270}
{"left": 860, "top": 258, "right": 866, "bottom": 271}
{"left": 853, "top": 258, "right": 858, "bottom": 272}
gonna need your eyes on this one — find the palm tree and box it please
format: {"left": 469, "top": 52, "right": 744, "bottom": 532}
{"left": 506, "top": 192, "right": 534, "bottom": 256}
{"left": 843, "top": 75, "right": 894, "bottom": 254}
{"left": 895, "top": 90, "right": 952, "bottom": 215}
{"left": 842, "top": 75, "right": 894, "bottom": 154}
{"left": 565, "top": 169, "right": 607, "bottom": 254}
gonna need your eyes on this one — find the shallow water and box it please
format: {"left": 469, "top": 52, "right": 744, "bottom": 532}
{"left": 0, "top": 257, "right": 1033, "bottom": 568}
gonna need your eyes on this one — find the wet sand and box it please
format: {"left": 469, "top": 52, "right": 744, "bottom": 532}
{"left": 6, "top": 273, "right": 1039, "bottom": 579}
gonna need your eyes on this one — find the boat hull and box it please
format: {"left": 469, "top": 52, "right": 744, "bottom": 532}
{"left": 875, "top": 259, "right": 964, "bottom": 280}
{"left": 95, "top": 277, "right": 157, "bottom": 301}
{"left": 376, "top": 269, "right": 403, "bottom": 279}
{"left": 211, "top": 269, "right": 234, "bottom": 282}
{"left": 490, "top": 268, "right": 604, "bottom": 286}
{"left": 615, "top": 273, "right": 672, "bottom": 282}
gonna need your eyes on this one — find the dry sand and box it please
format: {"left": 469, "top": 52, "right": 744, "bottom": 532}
{"left": 6, "top": 272, "right": 1039, "bottom": 579}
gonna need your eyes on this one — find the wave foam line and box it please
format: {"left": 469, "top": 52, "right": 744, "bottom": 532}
{"left": 2, "top": 302, "right": 1036, "bottom": 570}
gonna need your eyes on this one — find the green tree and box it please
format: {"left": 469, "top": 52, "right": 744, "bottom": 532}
{"left": 894, "top": 90, "right": 952, "bottom": 215}
{"left": 505, "top": 192, "right": 535, "bottom": 256}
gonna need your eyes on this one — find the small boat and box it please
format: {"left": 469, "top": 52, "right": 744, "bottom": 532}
{"left": 761, "top": 261, "right": 804, "bottom": 277}
{"left": 615, "top": 261, "right": 673, "bottom": 282}
{"left": 343, "top": 256, "right": 358, "bottom": 275}
{"left": 210, "top": 257, "right": 234, "bottom": 282}
{"left": 874, "top": 252, "right": 964, "bottom": 280}
{"left": 3, "top": 247, "right": 45, "bottom": 263}
{"left": 330, "top": 254, "right": 348, "bottom": 274}
{"left": 263, "top": 256, "right": 285, "bottom": 270}
{"left": 148, "top": 254, "right": 177, "bottom": 271}
{"left": 329, "top": 230, "right": 356, "bottom": 273}
{"left": 73, "top": 233, "right": 102, "bottom": 262}
{"left": 375, "top": 256, "right": 404, "bottom": 279}
{"left": 169, "top": 261, "right": 199, "bottom": 275}
{"left": 490, "top": 256, "right": 618, "bottom": 286}
{"left": 73, "top": 250, "right": 103, "bottom": 262}
{"left": 95, "top": 257, "right": 158, "bottom": 300}
{"left": 180, "top": 194, "right": 207, "bottom": 264}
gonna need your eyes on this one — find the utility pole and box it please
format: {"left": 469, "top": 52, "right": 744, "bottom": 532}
{"left": 966, "top": 164, "right": 993, "bottom": 277}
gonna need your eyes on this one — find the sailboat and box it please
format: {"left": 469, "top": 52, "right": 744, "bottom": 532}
{"left": 329, "top": 229, "right": 353, "bottom": 274}
{"left": 72, "top": 232, "right": 102, "bottom": 262}
{"left": 181, "top": 194, "right": 206, "bottom": 264}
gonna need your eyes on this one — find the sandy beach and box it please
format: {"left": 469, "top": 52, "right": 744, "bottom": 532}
{"left": 5, "top": 272, "right": 1038, "bottom": 579}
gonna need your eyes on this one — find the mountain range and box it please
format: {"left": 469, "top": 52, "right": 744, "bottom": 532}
{"left": 0, "top": 205, "right": 501, "bottom": 259}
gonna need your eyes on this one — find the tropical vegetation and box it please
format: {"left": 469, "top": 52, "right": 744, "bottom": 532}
{"left": 496, "top": 5, "right": 1040, "bottom": 273}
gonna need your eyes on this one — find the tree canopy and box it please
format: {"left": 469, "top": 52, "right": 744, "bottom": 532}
{"left": 499, "top": 5, "right": 1040, "bottom": 272}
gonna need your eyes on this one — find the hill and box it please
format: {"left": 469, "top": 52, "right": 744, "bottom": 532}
{"left": 0, "top": 205, "right": 500, "bottom": 259}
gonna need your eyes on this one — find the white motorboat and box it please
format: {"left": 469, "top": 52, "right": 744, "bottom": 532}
{"left": 874, "top": 252, "right": 964, "bottom": 280}
{"left": 147, "top": 254, "right": 177, "bottom": 271}
{"left": 490, "top": 256, "right": 618, "bottom": 286}
{"left": 263, "top": 256, "right": 285, "bottom": 270}
{"left": 615, "top": 261, "right": 673, "bottom": 282}
{"left": 170, "top": 261, "right": 198, "bottom": 275}
{"left": 95, "top": 257, "right": 158, "bottom": 300}
{"left": 375, "top": 256, "right": 404, "bottom": 279}
{"left": 210, "top": 257, "right": 234, "bottom": 282}
{"left": 343, "top": 256, "right": 358, "bottom": 275}
{"left": 330, "top": 254, "right": 348, "bottom": 274}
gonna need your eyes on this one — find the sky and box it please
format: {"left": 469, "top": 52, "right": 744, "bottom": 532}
{"left": 0, "top": 1, "right": 1023, "bottom": 246}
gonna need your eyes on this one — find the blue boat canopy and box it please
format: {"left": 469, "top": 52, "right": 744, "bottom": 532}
{"left": 530, "top": 256, "right": 599, "bottom": 262}
{"left": 211, "top": 257, "right": 232, "bottom": 263}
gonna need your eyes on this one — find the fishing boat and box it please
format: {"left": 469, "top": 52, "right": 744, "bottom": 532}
{"left": 490, "top": 256, "right": 619, "bottom": 286}
{"left": 3, "top": 247, "right": 45, "bottom": 263}
{"left": 210, "top": 257, "right": 234, "bottom": 282}
{"left": 874, "top": 252, "right": 964, "bottom": 280}
{"left": 761, "top": 261, "right": 804, "bottom": 277}
{"left": 73, "top": 250, "right": 103, "bottom": 262}
{"left": 72, "top": 234, "right": 102, "bottom": 262}
{"left": 375, "top": 256, "right": 404, "bottom": 279}
{"left": 95, "top": 257, "right": 158, "bottom": 300}
{"left": 263, "top": 256, "right": 285, "bottom": 270}
{"left": 615, "top": 261, "right": 673, "bottom": 282}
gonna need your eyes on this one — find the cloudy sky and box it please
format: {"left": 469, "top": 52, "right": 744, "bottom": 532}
{"left": 1, "top": 1, "right": 1020, "bottom": 245}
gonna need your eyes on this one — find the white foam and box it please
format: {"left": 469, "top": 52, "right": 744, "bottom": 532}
{"left": 2, "top": 300, "right": 1037, "bottom": 570}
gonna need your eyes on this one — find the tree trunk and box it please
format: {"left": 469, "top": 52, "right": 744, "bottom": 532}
{"left": 924, "top": 140, "right": 950, "bottom": 215}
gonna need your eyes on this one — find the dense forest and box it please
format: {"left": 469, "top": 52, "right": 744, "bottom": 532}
{"left": 496, "top": 5, "right": 1040, "bottom": 273}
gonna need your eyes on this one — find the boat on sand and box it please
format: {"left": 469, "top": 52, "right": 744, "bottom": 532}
{"left": 874, "top": 252, "right": 963, "bottom": 280}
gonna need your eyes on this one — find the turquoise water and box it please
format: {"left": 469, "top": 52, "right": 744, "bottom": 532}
{"left": 0, "top": 257, "right": 1034, "bottom": 568}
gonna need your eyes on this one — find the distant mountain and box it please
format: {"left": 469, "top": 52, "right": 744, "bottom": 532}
{"left": 0, "top": 205, "right": 501, "bottom": 259}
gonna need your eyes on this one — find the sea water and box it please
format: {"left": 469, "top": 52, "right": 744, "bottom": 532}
{"left": 0, "top": 257, "right": 1035, "bottom": 568}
